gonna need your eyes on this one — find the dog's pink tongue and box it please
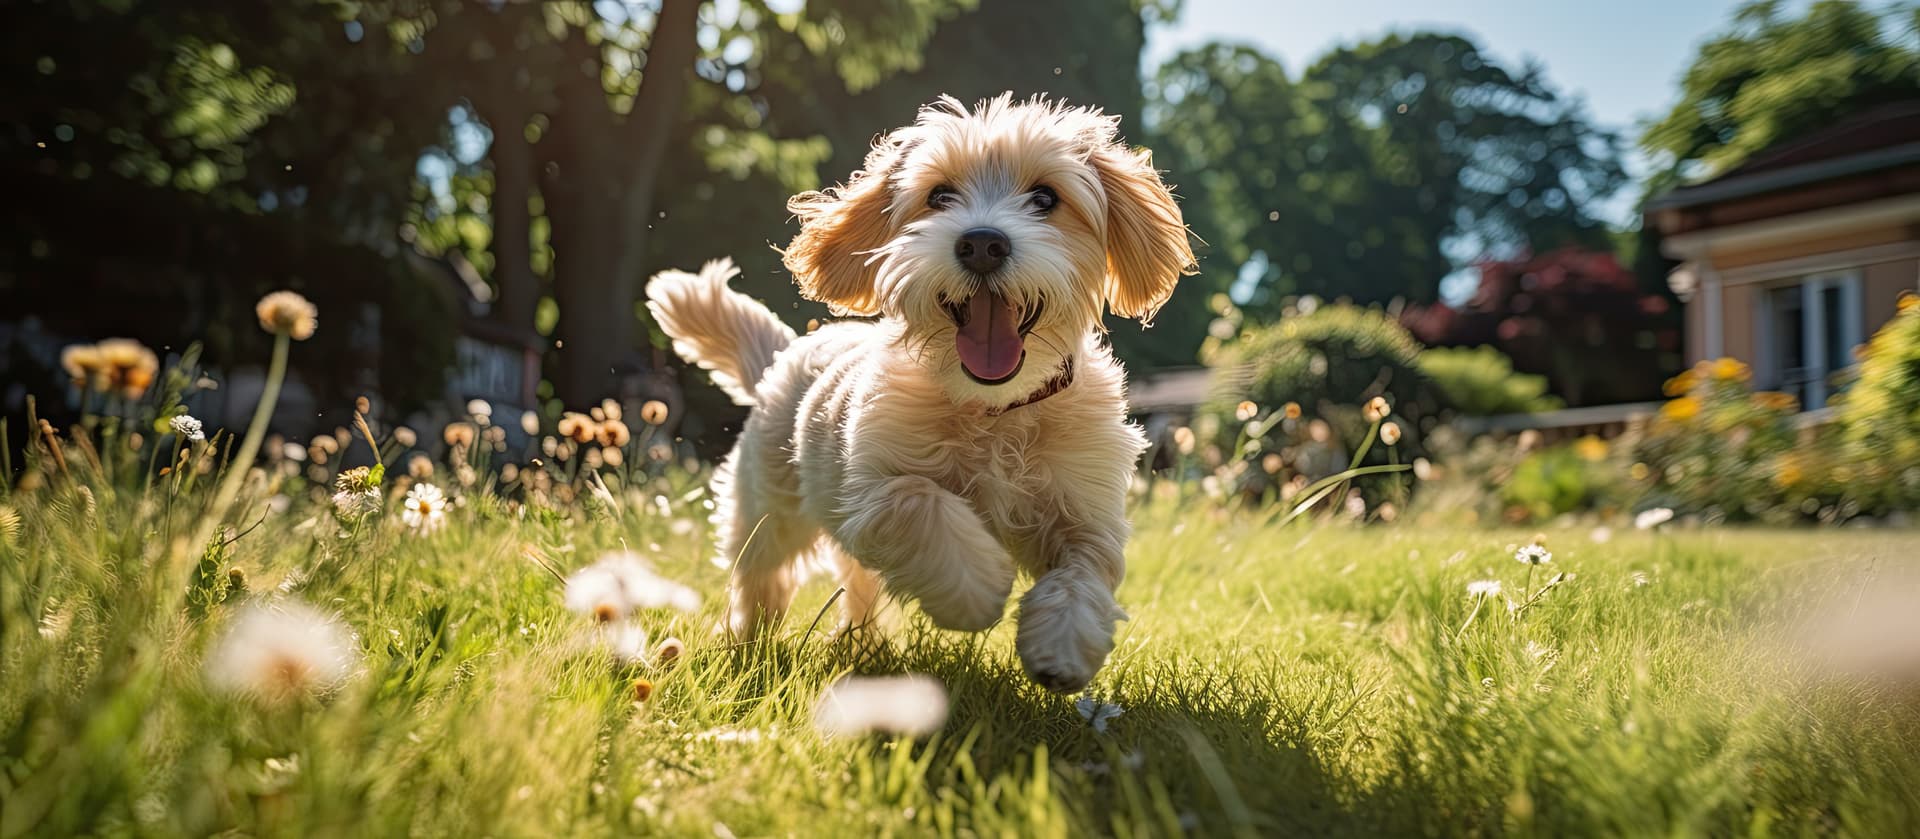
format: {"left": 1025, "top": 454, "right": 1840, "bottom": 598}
{"left": 955, "top": 290, "right": 1024, "bottom": 382}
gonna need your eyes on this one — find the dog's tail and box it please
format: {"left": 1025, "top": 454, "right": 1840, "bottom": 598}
{"left": 645, "top": 258, "right": 797, "bottom": 407}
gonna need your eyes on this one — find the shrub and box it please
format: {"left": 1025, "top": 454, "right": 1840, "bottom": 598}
{"left": 1832, "top": 293, "right": 1920, "bottom": 510}
{"left": 1500, "top": 436, "right": 1627, "bottom": 522}
{"left": 1417, "top": 345, "right": 1563, "bottom": 416}
{"left": 1634, "top": 357, "right": 1855, "bottom": 522}
{"left": 1203, "top": 301, "right": 1450, "bottom": 448}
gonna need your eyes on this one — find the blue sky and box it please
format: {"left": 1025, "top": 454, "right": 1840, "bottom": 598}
{"left": 1143, "top": 0, "right": 1793, "bottom": 227}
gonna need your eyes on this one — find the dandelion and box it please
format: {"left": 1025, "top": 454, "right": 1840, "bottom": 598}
{"left": 95, "top": 338, "right": 159, "bottom": 399}
{"left": 558, "top": 412, "right": 599, "bottom": 444}
{"left": 466, "top": 398, "right": 492, "bottom": 420}
{"left": 590, "top": 621, "right": 650, "bottom": 665}
{"left": 1379, "top": 421, "right": 1402, "bottom": 446}
{"left": 394, "top": 426, "right": 417, "bottom": 448}
{"left": 1467, "top": 579, "right": 1503, "bottom": 597}
{"left": 562, "top": 551, "right": 702, "bottom": 619}
{"left": 1283, "top": 401, "right": 1301, "bottom": 420}
{"left": 597, "top": 419, "right": 632, "bottom": 448}
{"left": 640, "top": 399, "right": 670, "bottom": 426}
{"left": 1634, "top": 507, "right": 1674, "bottom": 531}
{"left": 205, "top": 601, "right": 358, "bottom": 702}
{"left": 1075, "top": 695, "right": 1125, "bottom": 733}
{"left": 59, "top": 343, "right": 108, "bottom": 390}
{"left": 1171, "top": 426, "right": 1196, "bottom": 455}
{"left": 402, "top": 483, "right": 447, "bottom": 533}
{"left": 655, "top": 637, "right": 685, "bottom": 668}
{"left": 814, "top": 675, "right": 949, "bottom": 738}
{"left": 443, "top": 422, "right": 477, "bottom": 449}
{"left": 1364, "top": 396, "right": 1391, "bottom": 423}
{"left": 1235, "top": 400, "right": 1259, "bottom": 422}
{"left": 407, "top": 454, "right": 434, "bottom": 480}
{"left": 632, "top": 679, "right": 654, "bottom": 702}
{"left": 255, "top": 291, "right": 318, "bottom": 340}
{"left": 169, "top": 414, "right": 206, "bottom": 442}
{"left": 519, "top": 411, "right": 540, "bottom": 436}
{"left": 1515, "top": 544, "right": 1552, "bottom": 565}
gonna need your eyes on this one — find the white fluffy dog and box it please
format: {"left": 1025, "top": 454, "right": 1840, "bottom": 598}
{"left": 645, "top": 94, "right": 1193, "bottom": 692}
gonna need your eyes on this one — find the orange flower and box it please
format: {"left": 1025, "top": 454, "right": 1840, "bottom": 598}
{"left": 640, "top": 400, "right": 670, "bottom": 426}
{"left": 1363, "top": 396, "right": 1391, "bottom": 423}
{"left": 1709, "top": 357, "right": 1750, "bottom": 383}
{"left": 557, "top": 412, "right": 599, "bottom": 444}
{"left": 1282, "top": 402, "right": 1302, "bottom": 420}
{"left": 1235, "top": 401, "right": 1259, "bottom": 422}
{"left": 1662, "top": 370, "right": 1696, "bottom": 397}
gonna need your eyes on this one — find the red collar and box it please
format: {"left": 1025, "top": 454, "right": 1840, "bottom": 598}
{"left": 985, "top": 356, "right": 1075, "bottom": 416}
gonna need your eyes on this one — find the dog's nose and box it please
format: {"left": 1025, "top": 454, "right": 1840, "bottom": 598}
{"left": 954, "top": 227, "right": 1011, "bottom": 275}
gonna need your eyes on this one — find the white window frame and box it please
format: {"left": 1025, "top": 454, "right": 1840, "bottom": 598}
{"left": 1752, "top": 269, "right": 1864, "bottom": 409}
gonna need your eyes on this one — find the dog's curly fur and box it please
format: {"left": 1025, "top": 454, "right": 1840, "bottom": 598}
{"left": 646, "top": 94, "right": 1194, "bottom": 692}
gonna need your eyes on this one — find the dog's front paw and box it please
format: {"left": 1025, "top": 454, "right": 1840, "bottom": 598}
{"left": 915, "top": 565, "right": 1013, "bottom": 632}
{"left": 1016, "top": 570, "right": 1122, "bottom": 693}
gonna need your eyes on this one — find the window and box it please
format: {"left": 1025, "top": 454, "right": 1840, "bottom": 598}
{"left": 1756, "top": 271, "right": 1863, "bottom": 409}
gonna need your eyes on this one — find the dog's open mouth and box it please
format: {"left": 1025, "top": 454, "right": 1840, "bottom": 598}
{"left": 944, "top": 291, "right": 1042, "bottom": 385}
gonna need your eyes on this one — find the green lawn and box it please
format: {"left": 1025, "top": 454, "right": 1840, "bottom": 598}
{"left": 4, "top": 483, "right": 1919, "bottom": 837}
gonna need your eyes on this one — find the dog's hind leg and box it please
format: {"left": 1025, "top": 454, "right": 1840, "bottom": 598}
{"left": 711, "top": 449, "right": 814, "bottom": 641}
{"left": 818, "top": 540, "right": 885, "bottom": 634}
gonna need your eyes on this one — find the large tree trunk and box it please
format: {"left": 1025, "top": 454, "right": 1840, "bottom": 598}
{"left": 543, "top": 0, "right": 699, "bottom": 408}
{"left": 488, "top": 111, "right": 538, "bottom": 336}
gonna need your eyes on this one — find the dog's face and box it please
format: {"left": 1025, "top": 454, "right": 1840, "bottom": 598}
{"left": 783, "top": 95, "right": 1195, "bottom": 405}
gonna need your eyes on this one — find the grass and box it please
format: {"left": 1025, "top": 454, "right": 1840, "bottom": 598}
{"left": 4, "top": 473, "right": 1920, "bottom": 837}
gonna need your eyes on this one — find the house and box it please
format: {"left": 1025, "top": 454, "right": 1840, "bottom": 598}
{"left": 1648, "top": 102, "right": 1920, "bottom": 409}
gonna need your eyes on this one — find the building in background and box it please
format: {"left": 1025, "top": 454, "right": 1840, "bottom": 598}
{"left": 1649, "top": 102, "right": 1920, "bottom": 409}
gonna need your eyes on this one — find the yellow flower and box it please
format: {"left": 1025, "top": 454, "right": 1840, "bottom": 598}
{"left": 1573, "top": 435, "right": 1607, "bottom": 462}
{"left": 557, "top": 412, "right": 599, "bottom": 444}
{"left": 1282, "top": 402, "right": 1302, "bottom": 420}
{"left": 1773, "top": 460, "right": 1804, "bottom": 488}
{"left": 1662, "top": 370, "right": 1695, "bottom": 397}
{"left": 1709, "top": 357, "right": 1750, "bottom": 383}
{"left": 1898, "top": 290, "right": 1918, "bottom": 313}
{"left": 1629, "top": 462, "right": 1651, "bottom": 481}
{"left": 1660, "top": 396, "right": 1700, "bottom": 422}
{"left": 255, "top": 291, "right": 318, "bottom": 340}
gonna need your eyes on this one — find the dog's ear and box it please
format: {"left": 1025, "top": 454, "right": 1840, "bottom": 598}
{"left": 1091, "top": 142, "right": 1195, "bottom": 322}
{"left": 783, "top": 135, "right": 905, "bottom": 316}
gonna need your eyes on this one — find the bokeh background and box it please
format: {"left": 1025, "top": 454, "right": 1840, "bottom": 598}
{"left": 7, "top": 0, "right": 1920, "bottom": 523}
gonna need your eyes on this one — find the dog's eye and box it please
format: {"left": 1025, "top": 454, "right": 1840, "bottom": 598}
{"left": 1027, "top": 185, "right": 1058, "bottom": 215}
{"left": 927, "top": 185, "right": 959, "bottom": 210}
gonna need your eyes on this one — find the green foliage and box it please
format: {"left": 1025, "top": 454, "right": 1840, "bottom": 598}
{"left": 1203, "top": 301, "right": 1450, "bottom": 445}
{"left": 1499, "top": 439, "right": 1621, "bottom": 522}
{"left": 1832, "top": 295, "right": 1920, "bottom": 509}
{"left": 1150, "top": 33, "right": 1628, "bottom": 314}
{"left": 1643, "top": 0, "right": 1920, "bottom": 184}
{"left": 1418, "top": 345, "right": 1563, "bottom": 416}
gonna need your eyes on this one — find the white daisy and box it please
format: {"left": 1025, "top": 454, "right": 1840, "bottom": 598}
{"left": 402, "top": 483, "right": 447, "bottom": 533}
{"left": 1075, "top": 695, "right": 1126, "bottom": 733}
{"left": 814, "top": 675, "right": 948, "bottom": 738}
{"left": 1634, "top": 507, "right": 1675, "bottom": 531}
{"left": 1466, "top": 579, "right": 1503, "bottom": 597}
{"left": 169, "top": 414, "right": 206, "bottom": 442}
{"left": 205, "top": 601, "right": 358, "bottom": 702}
{"left": 562, "top": 551, "right": 701, "bottom": 621}
{"left": 1514, "top": 545, "right": 1552, "bottom": 565}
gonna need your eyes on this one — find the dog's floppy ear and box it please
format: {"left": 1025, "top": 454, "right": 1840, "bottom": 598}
{"left": 782, "top": 135, "right": 906, "bottom": 316}
{"left": 1091, "top": 142, "right": 1196, "bottom": 322}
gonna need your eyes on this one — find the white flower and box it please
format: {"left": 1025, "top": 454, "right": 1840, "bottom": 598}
{"left": 592, "top": 621, "right": 650, "bottom": 666}
{"left": 814, "top": 675, "right": 948, "bottom": 738}
{"left": 1589, "top": 525, "right": 1613, "bottom": 544}
{"left": 1514, "top": 545, "right": 1552, "bottom": 565}
{"left": 206, "top": 601, "right": 358, "bottom": 701}
{"left": 562, "top": 551, "right": 701, "bottom": 620}
{"left": 1466, "top": 579, "right": 1503, "bottom": 597}
{"left": 466, "top": 398, "right": 492, "bottom": 419}
{"left": 1075, "top": 695, "right": 1125, "bottom": 733}
{"left": 1634, "top": 507, "right": 1675, "bottom": 531}
{"left": 402, "top": 483, "right": 446, "bottom": 533}
{"left": 1631, "top": 571, "right": 1652, "bottom": 588}
{"left": 169, "top": 414, "right": 206, "bottom": 442}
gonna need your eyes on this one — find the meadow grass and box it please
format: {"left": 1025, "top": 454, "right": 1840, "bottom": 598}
{"left": 3, "top": 478, "right": 1919, "bottom": 837}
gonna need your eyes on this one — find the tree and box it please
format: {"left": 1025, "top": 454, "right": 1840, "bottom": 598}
{"left": 1149, "top": 33, "right": 1628, "bottom": 318}
{"left": 1643, "top": 0, "right": 1920, "bottom": 190}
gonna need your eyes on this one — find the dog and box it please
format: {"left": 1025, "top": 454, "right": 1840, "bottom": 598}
{"left": 645, "top": 94, "right": 1193, "bottom": 692}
